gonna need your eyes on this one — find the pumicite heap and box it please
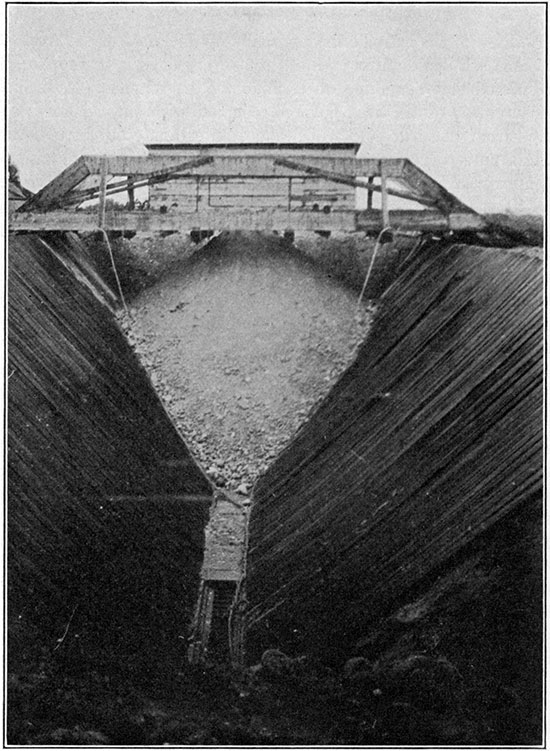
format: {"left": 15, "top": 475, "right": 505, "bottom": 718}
{"left": 119, "top": 231, "right": 372, "bottom": 492}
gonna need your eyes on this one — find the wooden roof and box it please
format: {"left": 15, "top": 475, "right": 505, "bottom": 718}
{"left": 145, "top": 142, "right": 361, "bottom": 152}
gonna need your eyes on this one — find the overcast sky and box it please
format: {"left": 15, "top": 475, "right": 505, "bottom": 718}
{"left": 8, "top": 3, "right": 546, "bottom": 214}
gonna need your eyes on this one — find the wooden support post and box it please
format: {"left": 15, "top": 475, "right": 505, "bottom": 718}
{"left": 380, "top": 161, "right": 390, "bottom": 228}
{"left": 288, "top": 177, "right": 292, "bottom": 212}
{"left": 127, "top": 177, "right": 135, "bottom": 210}
{"left": 98, "top": 157, "right": 107, "bottom": 228}
{"left": 188, "top": 582, "right": 216, "bottom": 664}
{"left": 367, "top": 176, "right": 374, "bottom": 210}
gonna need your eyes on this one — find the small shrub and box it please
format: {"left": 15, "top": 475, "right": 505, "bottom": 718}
{"left": 482, "top": 213, "right": 543, "bottom": 247}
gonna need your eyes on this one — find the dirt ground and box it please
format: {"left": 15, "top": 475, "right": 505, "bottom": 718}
{"left": 118, "top": 231, "right": 372, "bottom": 492}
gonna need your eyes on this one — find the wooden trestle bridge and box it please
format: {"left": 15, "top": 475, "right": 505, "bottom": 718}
{"left": 9, "top": 151, "right": 484, "bottom": 235}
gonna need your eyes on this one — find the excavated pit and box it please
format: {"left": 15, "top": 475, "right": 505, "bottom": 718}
{"left": 118, "top": 231, "right": 373, "bottom": 492}
{"left": 7, "top": 228, "right": 543, "bottom": 745}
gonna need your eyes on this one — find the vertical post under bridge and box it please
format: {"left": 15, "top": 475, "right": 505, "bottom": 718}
{"left": 127, "top": 177, "right": 135, "bottom": 211}
{"left": 367, "top": 175, "right": 374, "bottom": 210}
{"left": 98, "top": 157, "right": 108, "bottom": 228}
{"left": 380, "top": 160, "right": 390, "bottom": 228}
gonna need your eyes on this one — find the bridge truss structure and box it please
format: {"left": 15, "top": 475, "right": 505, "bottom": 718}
{"left": 9, "top": 153, "right": 484, "bottom": 235}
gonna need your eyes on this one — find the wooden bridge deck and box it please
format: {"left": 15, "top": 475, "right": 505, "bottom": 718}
{"left": 9, "top": 207, "right": 483, "bottom": 234}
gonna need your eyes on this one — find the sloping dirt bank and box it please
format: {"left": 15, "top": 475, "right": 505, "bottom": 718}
{"left": 118, "top": 231, "right": 372, "bottom": 491}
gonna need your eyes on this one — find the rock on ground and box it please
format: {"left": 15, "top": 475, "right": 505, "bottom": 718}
{"left": 118, "top": 231, "right": 372, "bottom": 491}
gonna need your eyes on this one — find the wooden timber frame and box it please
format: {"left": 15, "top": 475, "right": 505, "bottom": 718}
{"left": 10, "top": 154, "right": 484, "bottom": 234}
{"left": 188, "top": 490, "right": 250, "bottom": 665}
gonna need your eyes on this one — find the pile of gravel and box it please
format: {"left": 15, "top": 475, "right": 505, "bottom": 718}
{"left": 118, "top": 232, "right": 372, "bottom": 491}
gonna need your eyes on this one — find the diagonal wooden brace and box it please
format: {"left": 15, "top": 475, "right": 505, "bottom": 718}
{"left": 274, "top": 157, "right": 437, "bottom": 208}
{"left": 399, "top": 159, "right": 476, "bottom": 214}
{"left": 56, "top": 156, "right": 215, "bottom": 207}
{"left": 18, "top": 156, "right": 92, "bottom": 212}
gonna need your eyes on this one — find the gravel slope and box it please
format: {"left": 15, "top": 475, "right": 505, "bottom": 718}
{"left": 118, "top": 232, "right": 372, "bottom": 491}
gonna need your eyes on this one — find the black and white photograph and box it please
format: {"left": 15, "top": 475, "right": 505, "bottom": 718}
{"left": 5, "top": 2, "right": 546, "bottom": 746}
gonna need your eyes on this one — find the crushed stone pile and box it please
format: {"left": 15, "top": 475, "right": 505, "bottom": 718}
{"left": 118, "top": 231, "right": 372, "bottom": 492}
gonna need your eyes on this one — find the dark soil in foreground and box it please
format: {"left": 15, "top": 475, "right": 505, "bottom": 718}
{"left": 8, "top": 504, "right": 542, "bottom": 746}
{"left": 8, "top": 632, "right": 539, "bottom": 746}
{"left": 9, "top": 654, "right": 468, "bottom": 745}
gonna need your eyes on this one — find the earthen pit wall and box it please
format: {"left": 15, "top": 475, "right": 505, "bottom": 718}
{"left": 245, "top": 242, "right": 543, "bottom": 663}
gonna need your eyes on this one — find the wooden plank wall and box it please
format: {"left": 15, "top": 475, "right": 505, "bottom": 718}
{"left": 245, "top": 243, "right": 543, "bottom": 660}
{"left": 7, "top": 233, "right": 212, "bottom": 670}
{"left": 150, "top": 176, "right": 355, "bottom": 213}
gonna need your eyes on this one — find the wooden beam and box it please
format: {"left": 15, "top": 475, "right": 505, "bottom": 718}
{"left": 274, "top": 157, "right": 436, "bottom": 207}
{"left": 127, "top": 177, "right": 135, "bottom": 211}
{"left": 449, "top": 212, "right": 485, "bottom": 230}
{"left": 84, "top": 154, "right": 403, "bottom": 179}
{"left": 357, "top": 209, "right": 450, "bottom": 231}
{"left": 367, "top": 176, "right": 374, "bottom": 210}
{"left": 399, "top": 159, "right": 476, "bottom": 214}
{"left": 9, "top": 206, "right": 485, "bottom": 234}
{"left": 19, "top": 156, "right": 91, "bottom": 211}
{"left": 97, "top": 158, "right": 107, "bottom": 228}
{"left": 9, "top": 207, "right": 357, "bottom": 233}
{"left": 380, "top": 161, "right": 389, "bottom": 227}
{"left": 188, "top": 583, "right": 216, "bottom": 665}
{"left": 59, "top": 156, "right": 215, "bottom": 206}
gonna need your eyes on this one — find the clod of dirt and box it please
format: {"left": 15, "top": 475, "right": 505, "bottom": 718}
{"left": 343, "top": 656, "right": 373, "bottom": 678}
{"left": 34, "top": 727, "right": 111, "bottom": 745}
{"left": 119, "top": 231, "right": 372, "bottom": 490}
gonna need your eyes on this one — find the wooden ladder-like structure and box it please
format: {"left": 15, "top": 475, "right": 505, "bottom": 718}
{"left": 188, "top": 490, "right": 250, "bottom": 665}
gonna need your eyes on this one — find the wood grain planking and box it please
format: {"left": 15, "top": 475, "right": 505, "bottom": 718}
{"left": 10, "top": 208, "right": 486, "bottom": 233}
{"left": 400, "top": 159, "right": 476, "bottom": 214}
{"left": 275, "top": 157, "right": 436, "bottom": 207}
{"left": 83, "top": 154, "right": 404, "bottom": 178}
{"left": 19, "top": 156, "right": 91, "bottom": 210}
{"left": 10, "top": 207, "right": 357, "bottom": 232}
